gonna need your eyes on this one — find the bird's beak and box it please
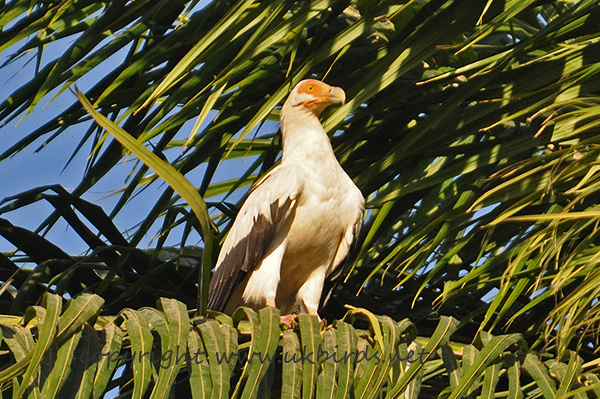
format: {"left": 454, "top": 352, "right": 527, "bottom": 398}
{"left": 327, "top": 86, "right": 346, "bottom": 105}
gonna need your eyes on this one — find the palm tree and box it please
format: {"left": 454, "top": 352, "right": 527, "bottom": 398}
{"left": 1, "top": 0, "right": 600, "bottom": 397}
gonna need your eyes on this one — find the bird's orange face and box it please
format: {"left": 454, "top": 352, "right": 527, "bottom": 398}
{"left": 293, "top": 79, "right": 346, "bottom": 115}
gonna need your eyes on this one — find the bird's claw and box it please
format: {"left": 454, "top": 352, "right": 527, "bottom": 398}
{"left": 280, "top": 314, "right": 298, "bottom": 328}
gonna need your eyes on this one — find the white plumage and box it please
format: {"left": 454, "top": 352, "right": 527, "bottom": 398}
{"left": 208, "top": 79, "right": 364, "bottom": 321}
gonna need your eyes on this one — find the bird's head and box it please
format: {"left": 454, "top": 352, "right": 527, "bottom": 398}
{"left": 284, "top": 79, "right": 346, "bottom": 116}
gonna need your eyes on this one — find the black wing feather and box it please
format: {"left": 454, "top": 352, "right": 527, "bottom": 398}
{"left": 207, "top": 166, "right": 302, "bottom": 312}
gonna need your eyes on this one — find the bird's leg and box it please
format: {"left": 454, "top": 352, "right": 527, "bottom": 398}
{"left": 266, "top": 297, "right": 298, "bottom": 329}
{"left": 280, "top": 314, "right": 298, "bottom": 328}
{"left": 297, "top": 269, "right": 328, "bottom": 326}
{"left": 307, "top": 309, "right": 327, "bottom": 327}
{"left": 317, "top": 315, "right": 327, "bottom": 327}
{"left": 264, "top": 296, "right": 297, "bottom": 327}
{"left": 266, "top": 296, "right": 294, "bottom": 326}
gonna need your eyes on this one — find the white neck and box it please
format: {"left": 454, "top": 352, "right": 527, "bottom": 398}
{"left": 279, "top": 103, "right": 336, "bottom": 166}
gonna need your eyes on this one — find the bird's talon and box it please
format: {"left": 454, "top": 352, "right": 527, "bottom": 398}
{"left": 280, "top": 314, "right": 298, "bottom": 328}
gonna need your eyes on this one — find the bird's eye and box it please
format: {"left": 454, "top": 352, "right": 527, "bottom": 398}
{"left": 306, "top": 85, "right": 314, "bottom": 92}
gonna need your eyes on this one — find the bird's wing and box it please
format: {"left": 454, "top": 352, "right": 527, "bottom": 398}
{"left": 208, "top": 164, "right": 304, "bottom": 312}
{"left": 319, "top": 206, "right": 363, "bottom": 310}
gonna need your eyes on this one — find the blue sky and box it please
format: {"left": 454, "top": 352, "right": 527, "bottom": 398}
{"left": 0, "top": 12, "right": 263, "bottom": 255}
{"left": 0, "top": 39, "right": 158, "bottom": 252}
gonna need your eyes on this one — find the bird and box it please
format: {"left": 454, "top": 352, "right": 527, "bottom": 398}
{"left": 208, "top": 79, "right": 364, "bottom": 325}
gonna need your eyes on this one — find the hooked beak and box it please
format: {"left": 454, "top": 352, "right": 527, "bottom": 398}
{"left": 327, "top": 86, "right": 346, "bottom": 105}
